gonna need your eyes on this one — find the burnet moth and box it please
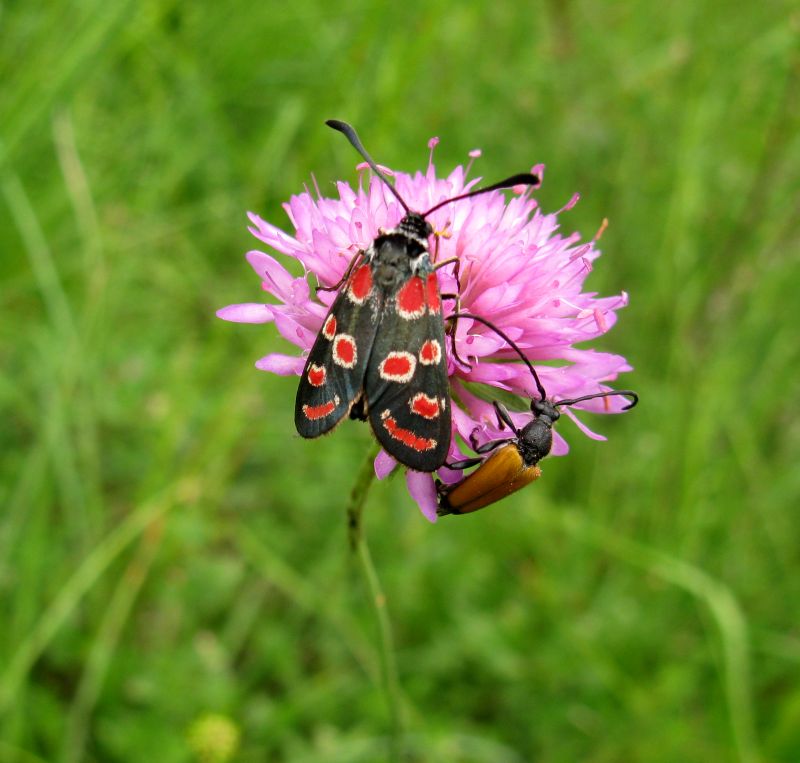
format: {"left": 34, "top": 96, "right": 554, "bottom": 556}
{"left": 437, "top": 313, "right": 638, "bottom": 514}
{"left": 295, "top": 121, "right": 540, "bottom": 471}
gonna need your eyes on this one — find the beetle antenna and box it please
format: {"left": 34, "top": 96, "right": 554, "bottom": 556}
{"left": 423, "top": 173, "right": 540, "bottom": 217}
{"left": 448, "top": 312, "right": 548, "bottom": 401}
{"left": 449, "top": 313, "right": 638, "bottom": 412}
{"left": 326, "top": 120, "right": 410, "bottom": 213}
{"left": 554, "top": 390, "right": 639, "bottom": 411}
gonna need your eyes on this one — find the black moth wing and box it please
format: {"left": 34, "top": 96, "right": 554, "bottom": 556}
{"left": 294, "top": 256, "right": 383, "bottom": 437}
{"left": 365, "top": 259, "right": 451, "bottom": 471}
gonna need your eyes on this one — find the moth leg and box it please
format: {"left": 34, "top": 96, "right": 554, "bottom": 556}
{"left": 443, "top": 286, "right": 469, "bottom": 372}
{"left": 440, "top": 257, "right": 462, "bottom": 310}
{"left": 446, "top": 326, "right": 470, "bottom": 371}
{"left": 441, "top": 293, "right": 462, "bottom": 325}
{"left": 433, "top": 255, "right": 459, "bottom": 273}
{"left": 430, "top": 224, "right": 452, "bottom": 264}
{"left": 437, "top": 256, "right": 463, "bottom": 316}
{"left": 316, "top": 249, "right": 364, "bottom": 293}
{"left": 440, "top": 256, "right": 472, "bottom": 367}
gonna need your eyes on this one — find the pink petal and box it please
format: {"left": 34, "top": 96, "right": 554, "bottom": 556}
{"left": 246, "top": 212, "right": 300, "bottom": 255}
{"left": 551, "top": 430, "right": 569, "bottom": 456}
{"left": 356, "top": 161, "right": 393, "bottom": 175}
{"left": 558, "top": 193, "right": 581, "bottom": 214}
{"left": 374, "top": 450, "right": 397, "bottom": 480}
{"left": 216, "top": 303, "right": 274, "bottom": 324}
{"left": 255, "top": 353, "right": 305, "bottom": 375}
{"left": 451, "top": 400, "right": 481, "bottom": 443}
{"left": 271, "top": 310, "right": 317, "bottom": 349}
{"left": 436, "top": 461, "right": 464, "bottom": 486}
{"left": 246, "top": 251, "right": 296, "bottom": 300}
{"left": 406, "top": 471, "right": 438, "bottom": 523}
{"left": 562, "top": 407, "right": 607, "bottom": 441}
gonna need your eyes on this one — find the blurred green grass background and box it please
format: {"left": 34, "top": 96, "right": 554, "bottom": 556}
{"left": 2, "top": 1, "right": 799, "bottom": 761}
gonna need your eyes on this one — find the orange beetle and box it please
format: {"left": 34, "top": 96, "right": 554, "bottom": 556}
{"left": 438, "top": 314, "right": 638, "bottom": 516}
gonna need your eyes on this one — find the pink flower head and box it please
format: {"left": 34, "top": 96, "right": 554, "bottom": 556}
{"left": 218, "top": 136, "right": 632, "bottom": 522}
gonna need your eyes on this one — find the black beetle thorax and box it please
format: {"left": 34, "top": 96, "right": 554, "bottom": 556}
{"left": 518, "top": 419, "right": 553, "bottom": 466}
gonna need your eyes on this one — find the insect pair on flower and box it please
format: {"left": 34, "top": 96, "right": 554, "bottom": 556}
{"left": 219, "top": 120, "right": 637, "bottom": 522}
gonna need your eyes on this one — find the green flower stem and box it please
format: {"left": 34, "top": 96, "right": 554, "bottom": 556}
{"left": 346, "top": 446, "right": 380, "bottom": 551}
{"left": 347, "top": 446, "right": 403, "bottom": 762}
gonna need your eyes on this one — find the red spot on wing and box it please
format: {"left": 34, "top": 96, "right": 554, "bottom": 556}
{"left": 396, "top": 277, "right": 426, "bottom": 319}
{"left": 333, "top": 335, "right": 357, "bottom": 367}
{"left": 379, "top": 351, "right": 416, "bottom": 382}
{"left": 307, "top": 364, "right": 326, "bottom": 387}
{"left": 303, "top": 397, "right": 340, "bottom": 420}
{"left": 425, "top": 273, "right": 440, "bottom": 313}
{"left": 410, "top": 393, "right": 440, "bottom": 419}
{"left": 383, "top": 355, "right": 411, "bottom": 376}
{"left": 323, "top": 315, "right": 337, "bottom": 340}
{"left": 419, "top": 339, "right": 441, "bottom": 365}
{"left": 380, "top": 411, "right": 437, "bottom": 452}
{"left": 349, "top": 265, "right": 373, "bottom": 303}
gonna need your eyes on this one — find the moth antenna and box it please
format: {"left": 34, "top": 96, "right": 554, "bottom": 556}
{"left": 326, "top": 120, "right": 410, "bottom": 213}
{"left": 423, "top": 173, "right": 540, "bottom": 217}
{"left": 448, "top": 312, "right": 548, "bottom": 401}
{"left": 554, "top": 390, "right": 639, "bottom": 411}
